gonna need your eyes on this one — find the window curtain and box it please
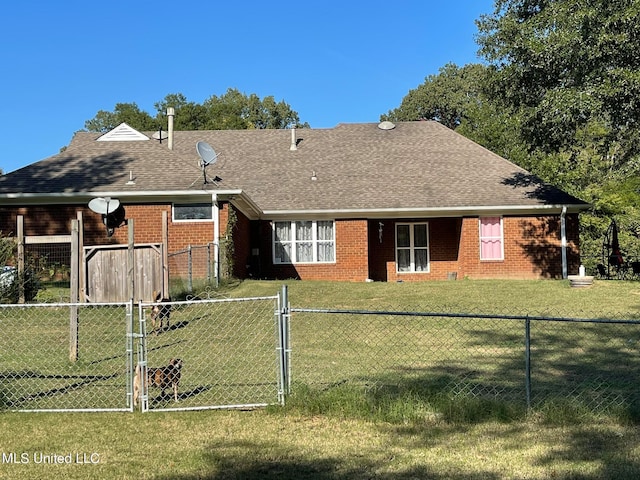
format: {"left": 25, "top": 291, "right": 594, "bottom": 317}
{"left": 414, "top": 224, "right": 428, "bottom": 271}
{"left": 274, "top": 222, "right": 292, "bottom": 263}
{"left": 316, "top": 221, "right": 335, "bottom": 262}
{"left": 480, "top": 217, "right": 502, "bottom": 260}
{"left": 296, "top": 221, "right": 313, "bottom": 262}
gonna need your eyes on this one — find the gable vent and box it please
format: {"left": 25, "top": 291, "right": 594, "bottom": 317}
{"left": 97, "top": 123, "right": 150, "bottom": 142}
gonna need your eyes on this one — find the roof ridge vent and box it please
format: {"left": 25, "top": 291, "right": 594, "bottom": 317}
{"left": 378, "top": 121, "right": 396, "bottom": 130}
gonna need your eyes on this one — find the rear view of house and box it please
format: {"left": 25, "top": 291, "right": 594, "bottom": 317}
{"left": 0, "top": 117, "right": 588, "bottom": 283}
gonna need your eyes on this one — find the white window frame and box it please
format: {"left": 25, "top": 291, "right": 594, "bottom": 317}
{"left": 172, "top": 202, "right": 214, "bottom": 222}
{"left": 272, "top": 220, "right": 336, "bottom": 264}
{"left": 395, "top": 222, "right": 430, "bottom": 273}
{"left": 479, "top": 216, "right": 504, "bottom": 261}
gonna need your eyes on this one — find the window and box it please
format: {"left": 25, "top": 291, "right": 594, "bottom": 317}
{"left": 396, "top": 223, "right": 429, "bottom": 273}
{"left": 273, "top": 220, "right": 335, "bottom": 264}
{"left": 480, "top": 216, "right": 504, "bottom": 260}
{"left": 172, "top": 203, "right": 213, "bottom": 221}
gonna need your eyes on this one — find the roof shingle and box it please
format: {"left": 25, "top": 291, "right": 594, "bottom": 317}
{"left": 0, "top": 121, "right": 588, "bottom": 214}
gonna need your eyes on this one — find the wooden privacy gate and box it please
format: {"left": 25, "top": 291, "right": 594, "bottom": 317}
{"left": 84, "top": 243, "right": 165, "bottom": 303}
{"left": 84, "top": 216, "right": 170, "bottom": 303}
{"left": 12, "top": 214, "right": 169, "bottom": 304}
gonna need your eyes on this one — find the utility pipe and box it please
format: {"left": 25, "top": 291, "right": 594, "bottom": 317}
{"left": 561, "top": 206, "right": 567, "bottom": 279}
{"left": 212, "top": 194, "right": 220, "bottom": 287}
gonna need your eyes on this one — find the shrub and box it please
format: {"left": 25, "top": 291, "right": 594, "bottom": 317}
{"left": 0, "top": 266, "right": 40, "bottom": 303}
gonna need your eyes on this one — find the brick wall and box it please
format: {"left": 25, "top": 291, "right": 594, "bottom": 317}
{"left": 260, "top": 219, "right": 369, "bottom": 281}
{"left": 1, "top": 205, "right": 581, "bottom": 282}
{"left": 458, "top": 215, "right": 580, "bottom": 279}
{"left": 381, "top": 218, "right": 462, "bottom": 282}
{"left": 1, "top": 204, "right": 218, "bottom": 278}
{"left": 0, "top": 206, "right": 105, "bottom": 240}
{"left": 372, "top": 215, "right": 579, "bottom": 282}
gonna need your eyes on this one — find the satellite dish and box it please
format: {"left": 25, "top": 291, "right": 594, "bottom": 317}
{"left": 88, "top": 197, "right": 126, "bottom": 237}
{"left": 152, "top": 129, "right": 169, "bottom": 141}
{"left": 195, "top": 141, "right": 220, "bottom": 184}
{"left": 89, "top": 197, "right": 120, "bottom": 215}
{"left": 196, "top": 141, "right": 218, "bottom": 167}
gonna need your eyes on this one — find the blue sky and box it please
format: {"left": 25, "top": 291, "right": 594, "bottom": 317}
{"left": 0, "top": 1, "right": 494, "bottom": 173}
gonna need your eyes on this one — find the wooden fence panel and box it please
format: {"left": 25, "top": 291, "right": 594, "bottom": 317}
{"left": 84, "top": 244, "right": 163, "bottom": 303}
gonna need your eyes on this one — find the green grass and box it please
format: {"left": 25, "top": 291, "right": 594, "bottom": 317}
{"left": 221, "top": 277, "right": 640, "bottom": 318}
{"left": 2, "top": 278, "right": 640, "bottom": 478}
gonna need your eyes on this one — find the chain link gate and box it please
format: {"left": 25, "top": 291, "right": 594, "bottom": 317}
{"left": 0, "top": 301, "right": 134, "bottom": 412}
{"left": 136, "top": 294, "right": 286, "bottom": 412}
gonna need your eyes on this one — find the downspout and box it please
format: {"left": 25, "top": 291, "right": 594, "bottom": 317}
{"left": 561, "top": 206, "right": 567, "bottom": 279}
{"left": 213, "top": 194, "right": 220, "bottom": 287}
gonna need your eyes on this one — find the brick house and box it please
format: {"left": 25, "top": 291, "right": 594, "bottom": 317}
{"left": 0, "top": 117, "right": 589, "bottom": 282}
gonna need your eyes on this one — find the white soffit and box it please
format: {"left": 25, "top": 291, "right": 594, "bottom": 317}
{"left": 96, "top": 122, "right": 150, "bottom": 142}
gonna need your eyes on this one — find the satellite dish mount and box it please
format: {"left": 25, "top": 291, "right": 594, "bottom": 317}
{"left": 196, "top": 141, "right": 219, "bottom": 184}
{"left": 88, "top": 197, "right": 127, "bottom": 237}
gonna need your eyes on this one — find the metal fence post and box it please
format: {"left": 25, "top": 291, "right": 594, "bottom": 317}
{"left": 276, "top": 285, "right": 290, "bottom": 404}
{"left": 214, "top": 242, "right": 220, "bottom": 288}
{"left": 126, "top": 299, "right": 134, "bottom": 411}
{"left": 187, "top": 245, "right": 193, "bottom": 293}
{"left": 137, "top": 302, "right": 149, "bottom": 413}
{"left": 283, "top": 285, "right": 291, "bottom": 396}
{"left": 69, "top": 219, "right": 79, "bottom": 362}
{"left": 207, "top": 243, "right": 212, "bottom": 283}
{"left": 525, "top": 316, "right": 531, "bottom": 410}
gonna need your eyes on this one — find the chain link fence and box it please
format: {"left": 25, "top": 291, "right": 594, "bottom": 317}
{"left": 168, "top": 243, "right": 218, "bottom": 293}
{"left": 137, "top": 295, "right": 282, "bottom": 412}
{"left": 2, "top": 289, "right": 639, "bottom": 416}
{"left": 25, "top": 242, "right": 72, "bottom": 289}
{"left": 288, "top": 306, "right": 640, "bottom": 415}
{"left": 0, "top": 302, "right": 133, "bottom": 412}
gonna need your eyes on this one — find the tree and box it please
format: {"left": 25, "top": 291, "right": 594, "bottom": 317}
{"left": 84, "top": 103, "right": 158, "bottom": 132}
{"left": 475, "top": 0, "right": 640, "bottom": 266}
{"left": 85, "top": 89, "right": 308, "bottom": 133}
{"left": 202, "top": 88, "right": 307, "bottom": 130}
{"left": 382, "top": 63, "right": 487, "bottom": 130}
{"left": 476, "top": 0, "right": 640, "bottom": 164}
{"left": 154, "top": 93, "right": 210, "bottom": 130}
{"left": 382, "top": 63, "right": 534, "bottom": 176}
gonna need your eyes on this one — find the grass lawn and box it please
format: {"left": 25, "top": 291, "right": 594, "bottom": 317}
{"left": 2, "top": 278, "right": 640, "bottom": 479}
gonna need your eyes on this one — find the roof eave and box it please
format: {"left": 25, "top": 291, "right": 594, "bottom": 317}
{"left": 0, "top": 190, "right": 263, "bottom": 220}
{"left": 261, "top": 203, "right": 591, "bottom": 220}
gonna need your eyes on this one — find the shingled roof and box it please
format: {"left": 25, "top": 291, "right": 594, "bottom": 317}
{"left": 0, "top": 121, "right": 588, "bottom": 217}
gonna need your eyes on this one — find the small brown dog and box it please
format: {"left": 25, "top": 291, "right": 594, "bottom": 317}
{"left": 149, "top": 290, "right": 171, "bottom": 334}
{"left": 133, "top": 358, "right": 183, "bottom": 407}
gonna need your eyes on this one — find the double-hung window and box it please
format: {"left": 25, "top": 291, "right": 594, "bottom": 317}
{"left": 273, "top": 220, "right": 335, "bottom": 264}
{"left": 396, "top": 222, "right": 429, "bottom": 272}
{"left": 479, "top": 216, "right": 504, "bottom": 260}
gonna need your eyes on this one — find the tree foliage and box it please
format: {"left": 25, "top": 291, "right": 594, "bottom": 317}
{"left": 473, "top": 0, "right": 640, "bottom": 264}
{"left": 382, "top": 63, "right": 534, "bottom": 180}
{"left": 85, "top": 88, "right": 308, "bottom": 133}
{"left": 382, "top": 63, "right": 488, "bottom": 130}
{"left": 476, "top": 0, "right": 640, "bottom": 166}
{"left": 385, "top": 0, "right": 640, "bottom": 266}
{"left": 84, "top": 103, "right": 158, "bottom": 133}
